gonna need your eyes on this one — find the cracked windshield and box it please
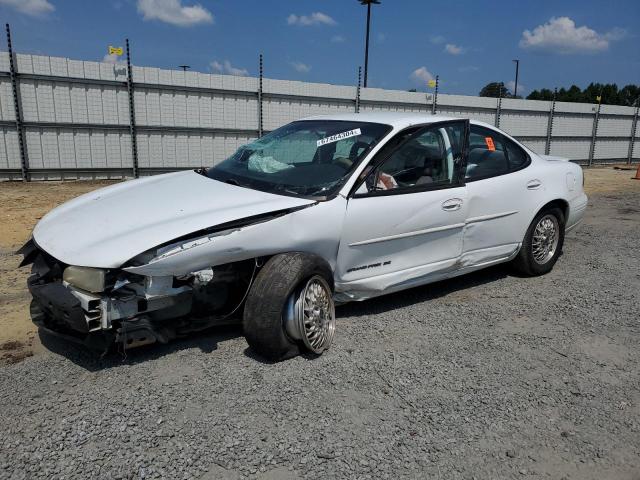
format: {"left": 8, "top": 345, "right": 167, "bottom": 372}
{"left": 207, "top": 120, "right": 390, "bottom": 197}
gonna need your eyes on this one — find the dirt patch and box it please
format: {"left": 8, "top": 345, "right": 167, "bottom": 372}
{"left": 0, "top": 340, "right": 24, "bottom": 350}
{"left": 1, "top": 348, "right": 33, "bottom": 365}
{"left": 584, "top": 165, "right": 640, "bottom": 194}
{"left": 0, "top": 339, "right": 34, "bottom": 364}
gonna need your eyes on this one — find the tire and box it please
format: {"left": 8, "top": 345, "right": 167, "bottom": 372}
{"left": 512, "top": 207, "right": 565, "bottom": 276}
{"left": 243, "top": 252, "right": 335, "bottom": 362}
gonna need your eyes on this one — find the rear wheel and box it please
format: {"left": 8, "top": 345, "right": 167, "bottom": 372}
{"left": 243, "top": 253, "right": 335, "bottom": 361}
{"left": 512, "top": 207, "right": 565, "bottom": 276}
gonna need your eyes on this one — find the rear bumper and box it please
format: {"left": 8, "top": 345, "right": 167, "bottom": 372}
{"left": 567, "top": 193, "right": 588, "bottom": 231}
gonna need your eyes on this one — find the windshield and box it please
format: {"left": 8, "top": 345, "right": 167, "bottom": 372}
{"left": 206, "top": 120, "right": 391, "bottom": 198}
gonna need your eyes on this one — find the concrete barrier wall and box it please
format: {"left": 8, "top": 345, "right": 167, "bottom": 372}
{"left": 0, "top": 52, "right": 638, "bottom": 180}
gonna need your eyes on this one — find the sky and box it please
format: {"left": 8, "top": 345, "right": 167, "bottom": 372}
{"left": 1, "top": 0, "right": 639, "bottom": 97}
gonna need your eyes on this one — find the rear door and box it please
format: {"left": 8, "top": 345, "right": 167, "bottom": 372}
{"left": 462, "top": 124, "right": 538, "bottom": 264}
{"left": 336, "top": 121, "right": 469, "bottom": 296}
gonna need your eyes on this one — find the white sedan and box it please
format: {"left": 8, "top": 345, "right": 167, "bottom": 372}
{"left": 20, "top": 113, "right": 587, "bottom": 361}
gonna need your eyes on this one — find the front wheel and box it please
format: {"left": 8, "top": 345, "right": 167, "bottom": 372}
{"left": 512, "top": 207, "right": 565, "bottom": 276}
{"left": 243, "top": 253, "right": 335, "bottom": 361}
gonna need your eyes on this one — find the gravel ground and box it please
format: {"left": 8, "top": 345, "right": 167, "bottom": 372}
{"left": 1, "top": 189, "right": 639, "bottom": 480}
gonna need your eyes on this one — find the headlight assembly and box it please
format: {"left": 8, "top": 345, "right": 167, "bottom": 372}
{"left": 63, "top": 266, "right": 107, "bottom": 293}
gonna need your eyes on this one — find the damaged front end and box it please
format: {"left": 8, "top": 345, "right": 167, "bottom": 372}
{"left": 19, "top": 239, "right": 255, "bottom": 351}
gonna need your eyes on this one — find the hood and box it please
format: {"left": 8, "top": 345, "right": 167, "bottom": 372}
{"left": 33, "top": 171, "right": 315, "bottom": 268}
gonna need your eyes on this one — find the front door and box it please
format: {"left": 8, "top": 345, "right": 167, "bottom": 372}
{"left": 336, "top": 120, "right": 469, "bottom": 298}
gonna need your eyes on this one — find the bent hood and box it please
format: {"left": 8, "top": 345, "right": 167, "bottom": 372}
{"left": 33, "top": 171, "right": 315, "bottom": 268}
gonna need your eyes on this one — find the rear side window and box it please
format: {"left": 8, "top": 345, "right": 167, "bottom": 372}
{"left": 505, "top": 138, "right": 530, "bottom": 171}
{"left": 466, "top": 125, "right": 530, "bottom": 181}
{"left": 467, "top": 127, "right": 508, "bottom": 181}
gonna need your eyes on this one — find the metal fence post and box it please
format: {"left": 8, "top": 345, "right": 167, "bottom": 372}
{"left": 545, "top": 88, "right": 557, "bottom": 156}
{"left": 627, "top": 103, "right": 639, "bottom": 164}
{"left": 495, "top": 83, "right": 503, "bottom": 128}
{"left": 125, "top": 39, "right": 139, "bottom": 178}
{"left": 588, "top": 102, "right": 601, "bottom": 166}
{"left": 355, "top": 66, "right": 361, "bottom": 113}
{"left": 6, "top": 24, "right": 29, "bottom": 182}
{"left": 431, "top": 75, "right": 439, "bottom": 115}
{"left": 258, "top": 54, "right": 263, "bottom": 137}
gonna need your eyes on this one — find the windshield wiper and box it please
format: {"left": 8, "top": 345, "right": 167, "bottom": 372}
{"left": 280, "top": 187, "right": 303, "bottom": 196}
{"left": 269, "top": 183, "right": 304, "bottom": 196}
{"left": 221, "top": 177, "right": 254, "bottom": 190}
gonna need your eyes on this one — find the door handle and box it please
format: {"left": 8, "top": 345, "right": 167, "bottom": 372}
{"left": 527, "top": 179, "right": 542, "bottom": 190}
{"left": 442, "top": 198, "right": 463, "bottom": 211}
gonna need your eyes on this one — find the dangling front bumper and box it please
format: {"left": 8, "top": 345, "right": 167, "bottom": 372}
{"left": 20, "top": 239, "right": 193, "bottom": 349}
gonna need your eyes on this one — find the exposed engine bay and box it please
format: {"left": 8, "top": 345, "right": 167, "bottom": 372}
{"left": 22, "top": 239, "right": 258, "bottom": 351}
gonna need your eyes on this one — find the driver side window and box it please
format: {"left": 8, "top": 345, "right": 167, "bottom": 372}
{"left": 365, "top": 123, "right": 464, "bottom": 193}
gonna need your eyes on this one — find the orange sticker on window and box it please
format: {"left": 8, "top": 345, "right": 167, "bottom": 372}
{"left": 485, "top": 137, "right": 496, "bottom": 151}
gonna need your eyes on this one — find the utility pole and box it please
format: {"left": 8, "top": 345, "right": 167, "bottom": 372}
{"left": 125, "top": 38, "right": 139, "bottom": 178}
{"left": 588, "top": 95, "right": 602, "bottom": 167}
{"left": 258, "top": 54, "right": 264, "bottom": 137}
{"left": 545, "top": 88, "right": 557, "bottom": 156}
{"left": 495, "top": 82, "right": 505, "bottom": 128}
{"left": 5, "top": 23, "right": 29, "bottom": 181}
{"left": 431, "top": 75, "right": 439, "bottom": 115}
{"left": 355, "top": 66, "right": 362, "bottom": 113}
{"left": 629, "top": 96, "right": 639, "bottom": 169}
{"left": 512, "top": 59, "right": 520, "bottom": 97}
{"left": 179, "top": 65, "right": 190, "bottom": 72}
{"left": 358, "top": 0, "right": 380, "bottom": 88}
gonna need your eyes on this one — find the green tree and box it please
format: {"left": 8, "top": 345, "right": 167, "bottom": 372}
{"left": 564, "top": 85, "right": 584, "bottom": 103}
{"left": 583, "top": 83, "right": 619, "bottom": 104}
{"left": 526, "top": 83, "right": 640, "bottom": 106}
{"left": 619, "top": 85, "right": 640, "bottom": 106}
{"left": 479, "top": 82, "right": 510, "bottom": 98}
{"left": 526, "top": 88, "right": 554, "bottom": 101}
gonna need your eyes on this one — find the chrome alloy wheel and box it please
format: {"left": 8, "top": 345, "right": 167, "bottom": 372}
{"left": 532, "top": 214, "right": 559, "bottom": 265}
{"left": 284, "top": 275, "right": 335, "bottom": 354}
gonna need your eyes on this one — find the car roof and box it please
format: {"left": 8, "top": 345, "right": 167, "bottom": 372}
{"left": 299, "top": 111, "right": 496, "bottom": 131}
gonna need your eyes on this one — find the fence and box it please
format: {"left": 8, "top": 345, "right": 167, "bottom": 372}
{"left": 0, "top": 52, "right": 638, "bottom": 181}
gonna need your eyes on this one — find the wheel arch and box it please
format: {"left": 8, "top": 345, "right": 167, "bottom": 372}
{"left": 519, "top": 198, "right": 569, "bottom": 246}
{"left": 535, "top": 199, "right": 569, "bottom": 224}
{"left": 257, "top": 251, "right": 335, "bottom": 289}
{"left": 296, "top": 251, "right": 335, "bottom": 291}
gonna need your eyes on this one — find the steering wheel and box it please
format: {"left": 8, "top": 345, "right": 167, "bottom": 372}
{"left": 331, "top": 156, "right": 352, "bottom": 170}
{"left": 349, "top": 141, "right": 370, "bottom": 162}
